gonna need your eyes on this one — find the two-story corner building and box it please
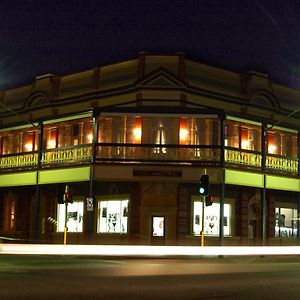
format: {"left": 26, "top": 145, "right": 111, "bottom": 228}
{"left": 0, "top": 52, "right": 299, "bottom": 246}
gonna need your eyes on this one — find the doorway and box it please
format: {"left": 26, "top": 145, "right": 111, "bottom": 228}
{"left": 151, "top": 216, "right": 166, "bottom": 245}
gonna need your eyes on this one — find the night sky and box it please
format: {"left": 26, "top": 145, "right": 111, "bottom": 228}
{"left": 1, "top": 0, "right": 300, "bottom": 90}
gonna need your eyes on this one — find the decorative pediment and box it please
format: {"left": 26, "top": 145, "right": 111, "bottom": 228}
{"left": 137, "top": 68, "right": 186, "bottom": 88}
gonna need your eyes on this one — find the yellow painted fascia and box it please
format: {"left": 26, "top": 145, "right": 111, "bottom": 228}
{"left": 225, "top": 169, "right": 264, "bottom": 188}
{"left": 38, "top": 166, "right": 90, "bottom": 184}
{"left": 0, "top": 171, "right": 37, "bottom": 187}
{"left": 265, "top": 175, "right": 300, "bottom": 192}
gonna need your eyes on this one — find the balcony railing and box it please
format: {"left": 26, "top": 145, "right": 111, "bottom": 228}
{"left": 266, "top": 154, "right": 298, "bottom": 173}
{"left": 96, "top": 143, "right": 221, "bottom": 164}
{"left": 41, "top": 145, "right": 92, "bottom": 165}
{"left": 225, "top": 147, "right": 262, "bottom": 167}
{"left": 0, "top": 143, "right": 298, "bottom": 175}
{"left": 0, "top": 152, "right": 38, "bottom": 169}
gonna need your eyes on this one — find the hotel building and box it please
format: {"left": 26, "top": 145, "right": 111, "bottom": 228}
{"left": 0, "top": 52, "right": 299, "bottom": 246}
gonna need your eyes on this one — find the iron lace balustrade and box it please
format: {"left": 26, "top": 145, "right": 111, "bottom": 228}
{"left": 266, "top": 154, "right": 298, "bottom": 173}
{"left": 41, "top": 144, "right": 93, "bottom": 165}
{"left": 224, "top": 147, "right": 262, "bottom": 168}
{"left": 96, "top": 143, "right": 221, "bottom": 165}
{"left": 0, "top": 151, "right": 39, "bottom": 169}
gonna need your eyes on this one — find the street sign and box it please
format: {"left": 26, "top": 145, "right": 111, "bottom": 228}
{"left": 86, "top": 196, "right": 94, "bottom": 211}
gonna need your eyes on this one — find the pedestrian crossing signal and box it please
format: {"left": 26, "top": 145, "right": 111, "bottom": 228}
{"left": 63, "top": 185, "right": 74, "bottom": 203}
{"left": 205, "top": 195, "right": 214, "bottom": 206}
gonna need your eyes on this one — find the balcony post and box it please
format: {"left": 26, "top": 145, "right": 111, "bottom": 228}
{"left": 220, "top": 117, "right": 225, "bottom": 167}
{"left": 262, "top": 123, "right": 267, "bottom": 171}
{"left": 87, "top": 110, "right": 99, "bottom": 242}
{"left": 297, "top": 129, "right": 300, "bottom": 245}
{"left": 34, "top": 121, "right": 44, "bottom": 241}
{"left": 219, "top": 169, "right": 225, "bottom": 245}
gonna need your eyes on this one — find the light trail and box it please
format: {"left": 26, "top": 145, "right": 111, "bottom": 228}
{"left": 1, "top": 244, "right": 300, "bottom": 257}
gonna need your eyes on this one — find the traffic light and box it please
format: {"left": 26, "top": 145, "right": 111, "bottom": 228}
{"left": 199, "top": 174, "right": 209, "bottom": 196}
{"left": 64, "top": 185, "right": 74, "bottom": 203}
{"left": 205, "top": 195, "right": 214, "bottom": 206}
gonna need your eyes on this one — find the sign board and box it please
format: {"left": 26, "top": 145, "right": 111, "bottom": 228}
{"left": 86, "top": 196, "right": 94, "bottom": 211}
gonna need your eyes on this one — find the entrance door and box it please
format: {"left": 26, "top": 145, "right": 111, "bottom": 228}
{"left": 151, "top": 216, "right": 165, "bottom": 245}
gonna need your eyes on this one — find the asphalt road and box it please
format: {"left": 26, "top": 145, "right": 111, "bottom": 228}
{"left": 1, "top": 255, "right": 300, "bottom": 299}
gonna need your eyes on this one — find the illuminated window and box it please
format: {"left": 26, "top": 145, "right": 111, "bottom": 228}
{"left": 57, "top": 202, "right": 84, "bottom": 232}
{"left": 193, "top": 200, "right": 231, "bottom": 236}
{"left": 10, "top": 200, "right": 16, "bottom": 230}
{"left": 152, "top": 216, "right": 165, "bottom": 237}
{"left": 98, "top": 199, "right": 128, "bottom": 233}
{"left": 275, "top": 207, "right": 297, "bottom": 238}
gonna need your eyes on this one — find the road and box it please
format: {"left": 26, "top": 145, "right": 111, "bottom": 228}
{"left": 1, "top": 255, "right": 300, "bottom": 299}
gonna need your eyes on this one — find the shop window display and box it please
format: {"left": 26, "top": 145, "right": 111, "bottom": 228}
{"left": 193, "top": 201, "right": 231, "bottom": 236}
{"left": 275, "top": 207, "right": 297, "bottom": 238}
{"left": 98, "top": 200, "right": 128, "bottom": 233}
{"left": 57, "top": 202, "right": 84, "bottom": 233}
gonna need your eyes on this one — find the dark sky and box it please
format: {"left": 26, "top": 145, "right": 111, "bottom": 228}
{"left": 1, "top": 0, "right": 300, "bottom": 90}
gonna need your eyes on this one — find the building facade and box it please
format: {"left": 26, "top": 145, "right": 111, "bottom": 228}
{"left": 0, "top": 52, "right": 299, "bottom": 246}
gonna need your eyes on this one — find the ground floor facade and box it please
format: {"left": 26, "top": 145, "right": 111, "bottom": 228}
{"left": 0, "top": 164, "right": 299, "bottom": 246}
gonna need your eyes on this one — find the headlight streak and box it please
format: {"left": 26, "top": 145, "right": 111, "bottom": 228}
{"left": 1, "top": 244, "right": 300, "bottom": 256}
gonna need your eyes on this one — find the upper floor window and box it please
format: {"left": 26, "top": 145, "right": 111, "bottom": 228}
{"left": 267, "top": 129, "right": 298, "bottom": 158}
{"left": 98, "top": 116, "right": 141, "bottom": 144}
{"left": 43, "top": 117, "right": 92, "bottom": 149}
{"left": 225, "top": 120, "right": 261, "bottom": 151}
{"left": 0, "top": 128, "right": 39, "bottom": 155}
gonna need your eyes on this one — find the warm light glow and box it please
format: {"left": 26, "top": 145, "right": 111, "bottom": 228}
{"left": 134, "top": 117, "right": 142, "bottom": 143}
{"left": 87, "top": 133, "right": 93, "bottom": 143}
{"left": 47, "top": 140, "right": 56, "bottom": 149}
{"left": 179, "top": 118, "right": 188, "bottom": 144}
{"left": 25, "top": 143, "right": 33, "bottom": 151}
{"left": 241, "top": 140, "right": 249, "bottom": 149}
{"left": 268, "top": 144, "right": 277, "bottom": 154}
{"left": 180, "top": 128, "right": 188, "bottom": 140}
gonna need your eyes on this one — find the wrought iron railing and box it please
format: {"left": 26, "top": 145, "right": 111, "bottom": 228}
{"left": 41, "top": 145, "right": 92, "bottom": 165}
{"left": 0, "top": 143, "right": 298, "bottom": 174}
{"left": 0, "top": 152, "right": 38, "bottom": 169}
{"left": 225, "top": 147, "right": 262, "bottom": 167}
{"left": 266, "top": 154, "right": 298, "bottom": 173}
{"left": 96, "top": 143, "right": 221, "bottom": 164}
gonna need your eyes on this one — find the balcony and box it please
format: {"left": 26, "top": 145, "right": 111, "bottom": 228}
{"left": 0, "top": 143, "right": 298, "bottom": 175}
{"left": 96, "top": 143, "right": 221, "bottom": 165}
